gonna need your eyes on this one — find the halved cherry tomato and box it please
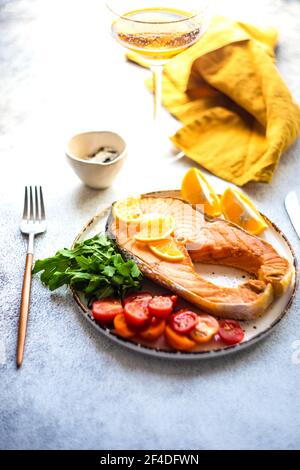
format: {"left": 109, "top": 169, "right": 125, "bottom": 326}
{"left": 123, "top": 292, "right": 152, "bottom": 307}
{"left": 219, "top": 320, "right": 244, "bottom": 345}
{"left": 189, "top": 314, "right": 219, "bottom": 343}
{"left": 140, "top": 318, "right": 166, "bottom": 342}
{"left": 165, "top": 325, "right": 196, "bottom": 351}
{"left": 113, "top": 314, "right": 136, "bottom": 339}
{"left": 169, "top": 310, "right": 198, "bottom": 334}
{"left": 92, "top": 298, "right": 123, "bottom": 324}
{"left": 148, "top": 296, "right": 173, "bottom": 319}
{"left": 124, "top": 301, "right": 151, "bottom": 328}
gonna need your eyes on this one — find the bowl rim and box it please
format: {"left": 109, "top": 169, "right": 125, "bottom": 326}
{"left": 65, "top": 130, "right": 127, "bottom": 166}
{"left": 105, "top": 1, "right": 210, "bottom": 24}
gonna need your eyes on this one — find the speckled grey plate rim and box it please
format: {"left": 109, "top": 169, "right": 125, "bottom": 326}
{"left": 70, "top": 190, "right": 298, "bottom": 360}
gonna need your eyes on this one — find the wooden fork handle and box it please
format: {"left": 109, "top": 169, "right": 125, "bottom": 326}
{"left": 17, "top": 253, "right": 33, "bottom": 367}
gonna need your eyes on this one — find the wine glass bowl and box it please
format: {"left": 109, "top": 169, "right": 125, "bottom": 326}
{"left": 108, "top": 0, "right": 209, "bottom": 66}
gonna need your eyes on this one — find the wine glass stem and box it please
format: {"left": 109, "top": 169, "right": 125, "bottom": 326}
{"left": 150, "top": 64, "right": 163, "bottom": 121}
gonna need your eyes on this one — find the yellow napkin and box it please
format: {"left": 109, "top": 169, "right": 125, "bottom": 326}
{"left": 129, "top": 16, "right": 300, "bottom": 186}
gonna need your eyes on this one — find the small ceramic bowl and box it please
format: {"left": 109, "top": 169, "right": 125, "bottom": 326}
{"left": 66, "top": 131, "right": 127, "bottom": 189}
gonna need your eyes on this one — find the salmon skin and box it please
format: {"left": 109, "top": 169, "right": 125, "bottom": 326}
{"left": 106, "top": 193, "right": 294, "bottom": 321}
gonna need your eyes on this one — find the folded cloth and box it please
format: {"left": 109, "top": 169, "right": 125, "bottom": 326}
{"left": 128, "top": 16, "right": 300, "bottom": 186}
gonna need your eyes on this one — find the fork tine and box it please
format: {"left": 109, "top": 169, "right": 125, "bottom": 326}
{"left": 39, "top": 186, "right": 45, "bottom": 220}
{"left": 35, "top": 186, "right": 40, "bottom": 221}
{"left": 29, "top": 186, "right": 34, "bottom": 221}
{"left": 23, "top": 187, "right": 28, "bottom": 220}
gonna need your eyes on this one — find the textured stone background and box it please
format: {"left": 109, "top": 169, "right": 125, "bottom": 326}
{"left": 0, "top": 0, "right": 299, "bottom": 450}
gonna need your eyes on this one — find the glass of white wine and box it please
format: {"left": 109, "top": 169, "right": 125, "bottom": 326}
{"left": 106, "top": 0, "right": 210, "bottom": 121}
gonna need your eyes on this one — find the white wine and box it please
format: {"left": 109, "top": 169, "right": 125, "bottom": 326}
{"left": 112, "top": 8, "right": 202, "bottom": 62}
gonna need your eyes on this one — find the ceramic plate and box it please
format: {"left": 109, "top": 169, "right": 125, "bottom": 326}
{"left": 72, "top": 190, "right": 297, "bottom": 359}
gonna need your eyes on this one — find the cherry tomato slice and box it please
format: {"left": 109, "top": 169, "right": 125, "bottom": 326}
{"left": 123, "top": 292, "right": 152, "bottom": 307}
{"left": 148, "top": 296, "right": 174, "bottom": 319}
{"left": 140, "top": 318, "right": 166, "bottom": 342}
{"left": 189, "top": 314, "right": 219, "bottom": 343}
{"left": 165, "top": 325, "right": 196, "bottom": 351}
{"left": 169, "top": 310, "right": 198, "bottom": 334}
{"left": 219, "top": 320, "right": 244, "bottom": 345}
{"left": 92, "top": 298, "right": 123, "bottom": 324}
{"left": 124, "top": 300, "right": 151, "bottom": 328}
{"left": 114, "top": 314, "right": 136, "bottom": 338}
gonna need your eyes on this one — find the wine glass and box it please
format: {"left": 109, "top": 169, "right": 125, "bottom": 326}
{"left": 106, "top": 0, "right": 210, "bottom": 121}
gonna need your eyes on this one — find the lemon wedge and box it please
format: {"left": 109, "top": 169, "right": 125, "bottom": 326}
{"left": 149, "top": 238, "right": 185, "bottom": 262}
{"left": 135, "top": 214, "right": 175, "bottom": 242}
{"left": 221, "top": 187, "right": 268, "bottom": 235}
{"left": 113, "top": 196, "right": 143, "bottom": 223}
{"left": 181, "top": 168, "right": 221, "bottom": 217}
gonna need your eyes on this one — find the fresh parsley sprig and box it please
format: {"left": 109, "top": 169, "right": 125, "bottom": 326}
{"left": 33, "top": 234, "right": 142, "bottom": 305}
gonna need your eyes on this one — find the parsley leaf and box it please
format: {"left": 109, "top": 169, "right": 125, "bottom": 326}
{"left": 33, "top": 234, "right": 142, "bottom": 304}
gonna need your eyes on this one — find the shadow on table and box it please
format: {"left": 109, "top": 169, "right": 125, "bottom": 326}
{"left": 70, "top": 183, "right": 115, "bottom": 216}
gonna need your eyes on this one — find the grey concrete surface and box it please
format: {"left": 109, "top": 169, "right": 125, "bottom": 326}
{"left": 0, "top": 0, "right": 300, "bottom": 450}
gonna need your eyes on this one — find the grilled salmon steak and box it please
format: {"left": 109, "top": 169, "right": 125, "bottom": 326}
{"left": 107, "top": 194, "right": 294, "bottom": 320}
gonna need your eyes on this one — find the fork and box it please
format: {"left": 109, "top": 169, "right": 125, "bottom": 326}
{"left": 17, "top": 186, "right": 46, "bottom": 367}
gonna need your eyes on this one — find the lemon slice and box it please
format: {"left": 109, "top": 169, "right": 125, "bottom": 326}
{"left": 149, "top": 238, "right": 185, "bottom": 262}
{"left": 221, "top": 187, "right": 268, "bottom": 235}
{"left": 113, "top": 196, "right": 142, "bottom": 223}
{"left": 135, "top": 214, "right": 175, "bottom": 242}
{"left": 181, "top": 168, "right": 221, "bottom": 217}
